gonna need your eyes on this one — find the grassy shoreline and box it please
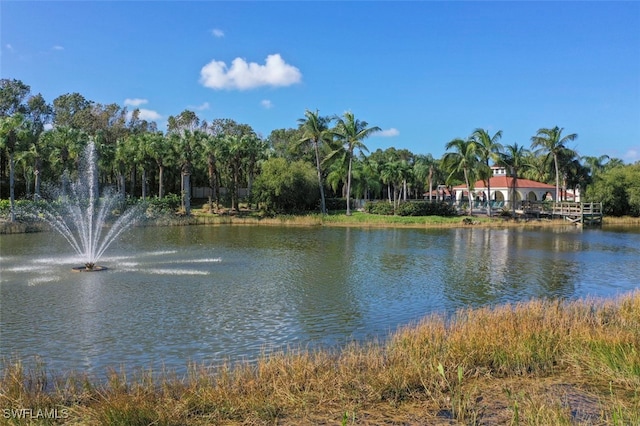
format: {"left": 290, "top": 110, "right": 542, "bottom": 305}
{"left": 2, "top": 208, "right": 640, "bottom": 234}
{"left": 1, "top": 292, "right": 639, "bottom": 425}
{"left": 169, "top": 210, "right": 639, "bottom": 230}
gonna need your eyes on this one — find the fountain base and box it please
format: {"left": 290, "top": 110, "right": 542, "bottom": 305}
{"left": 71, "top": 266, "right": 108, "bottom": 272}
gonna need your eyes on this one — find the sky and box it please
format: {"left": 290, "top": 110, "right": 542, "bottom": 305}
{"left": 1, "top": 1, "right": 639, "bottom": 163}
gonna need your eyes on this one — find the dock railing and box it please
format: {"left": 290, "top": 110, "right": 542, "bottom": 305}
{"left": 551, "top": 202, "right": 603, "bottom": 225}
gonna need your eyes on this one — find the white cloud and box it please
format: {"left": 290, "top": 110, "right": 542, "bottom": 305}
{"left": 261, "top": 99, "right": 273, "bottom": 109}
{"left": 6, "top": 44, "right": 13, "bottom": 51}
{"left": 199, "top": 54, "right": 302, "bottom": 90}
{"left": 52, "top": 45, "right": 64, "bottom": 51}
{"left": 124, "top": 98, "right": 149, "bottom": 107}
{"left": 211, "top": 28, "right": 225, "bottom": 38}
{"left": 137, "top": 109, "right": 162, "bottom": 121}
{"left": 376, "top": 128, "right": 399, "bottom": 137}
{"left": 624, "top": 148, "right": 639, "bottom": 163}
{"left": 188, "top": 102, "right": 210, "bottom": 111}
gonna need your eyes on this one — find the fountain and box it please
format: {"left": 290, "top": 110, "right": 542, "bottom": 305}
{"left": 33, "top": 141, "right": 140, "bottom": 272}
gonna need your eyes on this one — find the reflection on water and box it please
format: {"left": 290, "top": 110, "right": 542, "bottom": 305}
{"left": 1, "top": 225, "right": 639, "bottom": 377}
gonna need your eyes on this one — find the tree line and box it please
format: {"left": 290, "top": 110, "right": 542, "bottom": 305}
{"left": 1, "top": 78, "right": 638, "bottom": 220}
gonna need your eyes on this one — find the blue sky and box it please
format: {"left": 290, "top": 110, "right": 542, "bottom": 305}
{"left": 2, "top": 1, "right": 639, "bottom": 162}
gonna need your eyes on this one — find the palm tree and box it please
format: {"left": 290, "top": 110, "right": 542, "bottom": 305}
{"left": 298, "top": 110, "right": 332, "bottom": 214}
{"left": 380, "top": 159, "right": 403, "bottom": 208}
{"left": 413, "top": 154, "right": 438, "bottom": 201}
{"left": 499, "top": 143, "right": 531, "bottom": 215}
{"left": 581, "top": 154, "right": 610, "bottom": 186}
{"left": 331, "top": 112, "right": 380, "bottom": 215}
{"left": 167, "top": 110, "right": 201, "bottom": 215}
{"left": 134, "top": 133, "right": 154, "bottom": 200}
{"left": 522, "top": 151, "right": 551, "bottom": 185}
{"left": 530, "top": 126, "right": 577, "bottom": 202}
{"left": 114, "top": 137, "right": 135, "bottom": 198}
{"left": 29, "top": 131, "right": 51, "bottom": 200}
{"left": 14, "top": 120, "right": 49, "bottom": 200}
{"left": 360, "top": 155, "right": 382, "bottom": 201}
{"left": 0, "top": 113, "right": 27, "bottom": 221}
{"left": 198, "top": 131, "right": 223, "bottom": 210}
{"left": 145, "top": 131, "right": 173, "bottom": 199}
{"left": 224, "top": 133, "right": 246, "bottom": 211}
{"left": 325, "top": 148, "right": 349, "bottom": 198}
{"left": 243, "top": 134, "right": 266, "bottom": 209}
{"left": 472, "top": 128, "right": 503, "bottom": 216}
{"left": 442, "top": 137, "right": 480, "bottom": 216}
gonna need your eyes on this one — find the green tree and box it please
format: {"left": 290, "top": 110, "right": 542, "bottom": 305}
{"left": 325, "top": 141, "right": 349, "bottom": 198}
{"left": 46, "top": 126, "right": 87, "bottom": 180}
{"left": 472, "top": 128, "right": 503, "bottom": 215}
{"left": 145, "top": 132, "right": 173, "bottom": 199}
{"left": 530, "top": 126, "right": 577, "bottom": 202}
{"left": 52, "top": 93, "right": 93, "bottom": 130}
{"left": 223, "top": 133, "right": 246, "bottom": 211}
{"left": 0, "top": 79, "right": 31, "bottom": 116}
{"left": 499, "top": 143, "right": 531, "bottom": 215}
{"left": 241, "top": 133, "right": 266, "bottom": 209}
{"left": 379, "top": 149, "right": 411, "bottom": 210}
{"left": 114, "top": 136, "right": 135, "bottom": 198}
{"left": 13, "top": 94, "right": 52, "bottom": 199}
{"left": 267, "top": 127, "right": 307, "bottom": 162}
{"left": 442, "top": 137, "right": 480, "bottom": 215}
{"left": 582, "top": 154, "right": 610, "bottom": 178}
{"left": 330, "top": 111, "right": 380, "bottom": 215}
{"left": 167, "top": 110, "right": 201, "bottom": 215}
{"left": 198, "top": 131, "right": 223, "bottom": 210}
{"left": 253, "top": 157, "right": 319, "bottom": 212}
{"left": 0, "top": 79, "right": 32, "bottom": 203}
{"left": 360, "top": 154, "right": 382, "bottom": 201}
{"left": 585, "top": 163, "right": 640, "bottom": 217}
{"left": 0, "top": 113, "right": 28, "bottom": 221}
{"left": 297, "top": 110, "right": 333, "bottom": 214}
{"left": 413, "top": 154, "right": 438, "bottom": 201}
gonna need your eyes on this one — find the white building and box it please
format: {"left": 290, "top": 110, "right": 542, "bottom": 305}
{"left": 451, "top": 165, "right": 573, "bottom": 207}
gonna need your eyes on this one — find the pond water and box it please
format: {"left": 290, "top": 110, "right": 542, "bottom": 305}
{"left": 1, "top": 224, "right": 639, "bottom": 377}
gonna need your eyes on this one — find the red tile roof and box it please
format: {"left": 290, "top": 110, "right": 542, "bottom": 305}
{"left": 453, "top": 176, "right": 555, "bottom": 190}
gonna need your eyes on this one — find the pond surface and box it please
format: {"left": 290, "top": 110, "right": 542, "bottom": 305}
{"left": 1, "top": 224, "right": 639, "bottom": 377}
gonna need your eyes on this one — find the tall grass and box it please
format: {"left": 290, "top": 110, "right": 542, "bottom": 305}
{"left": 2, "top": 292, "right": 638, "bottom": 424}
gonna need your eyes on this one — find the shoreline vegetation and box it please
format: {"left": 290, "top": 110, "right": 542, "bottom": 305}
{"left": 2, "top": 208, "right": 640, "bottom": 234}
{"left": 1, "top": 292, "right": 638, "bottom": 425}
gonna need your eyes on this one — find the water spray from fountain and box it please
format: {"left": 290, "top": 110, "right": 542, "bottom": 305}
{"left": 34, "top": 141, "right": 140, "bottom": 271}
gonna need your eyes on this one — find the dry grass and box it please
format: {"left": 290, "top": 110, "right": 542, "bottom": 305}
{"left": 2, "top": 292, "right": 639, "bottom": 425}
{"left": 187, "top": 210, "right": 592, "bottom": 230}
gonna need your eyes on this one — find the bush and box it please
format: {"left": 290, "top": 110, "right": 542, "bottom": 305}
{"left": 400, "top": 201, "right": 458, "bottom": 217}
{"left": 364, "top": 201, "right": 395, "bottom": 215}
{"left": 0, "top": 199, "right": 52, "bottom": 221}
{"left": 0, "top": 199, "right": 11, "bottom": 218}
{"left": 585, "top": 163, "right": 640, "bottom": 217}
{"left": 253, "top": 158, "right": 320, "bottom": 213}
{"left": 325, "top": 198, "right": 350, "bottom": 211}
{"left": 364, "top": 201, "right": 458, "bottom": 217}
{"left": 144, "top": 194, "right": 182, "bottom": 216}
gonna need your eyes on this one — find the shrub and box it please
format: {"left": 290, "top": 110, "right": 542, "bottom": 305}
{"left": 252, "top": 158, "right": 320, "bottom": 213}
{"left": 364, "top": 201, "right": 395, "bottom": 215}
{"left": 144, "top": 194, "right": 181, "bottom": 216}
{"left": 0, "top": 199, "right": 10, "bottom": 217}
{"left": 325, "top": 198, "right": 350, "bottom": 211}
{"left": 398, "top": 201, "right": 458, "bottom": 217}
{"left": 364, "top": 201, "right": 458, "bottom": 217}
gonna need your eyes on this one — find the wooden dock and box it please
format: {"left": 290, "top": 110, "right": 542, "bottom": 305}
{"left": 551, "top": 202, "right": 603, "bottom": 226}
{"left": 517, "top": 201, "right": 603, "bottom": 226}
